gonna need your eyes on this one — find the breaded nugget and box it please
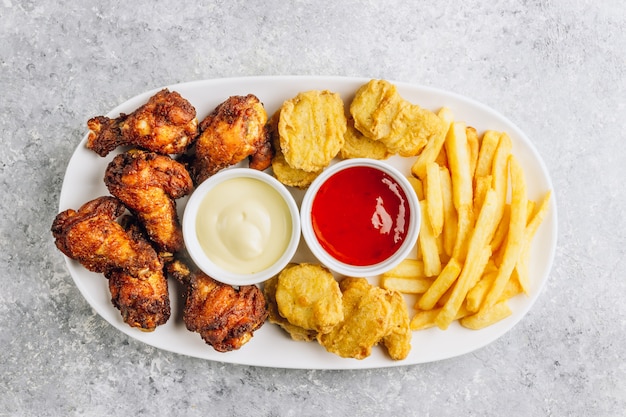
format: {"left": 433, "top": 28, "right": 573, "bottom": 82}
{"left": 350, "top": 79, "right": 447, "bottom": 157}
{"left": 339, "top": 116, "right": 391, "bottom": 160}
{"left": 350, "top": 79, "right": 405, "bottom": 141}
{"left": 278, "top": 90, "right": 347, "bottom": 172}
{"left": 263, "top": 274, "right": 317, "bottom": 342}
{"left": 318, "top": 277, "right": 392, "bottom": 360}
{"left": 382, "top": 102, "right": 446, "bottom": 157}
{"left": 268, "top": 110, "right": 321, "bottom": 188}
{"left": 275, "top": 263, "right": 343, "bottom": 334}
{"left": 381, "top": 290, "right": 412, "bottom": 360}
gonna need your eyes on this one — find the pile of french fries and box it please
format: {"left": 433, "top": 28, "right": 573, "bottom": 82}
{"left": 381, "top": 108, "right": 551, "bottom": 331}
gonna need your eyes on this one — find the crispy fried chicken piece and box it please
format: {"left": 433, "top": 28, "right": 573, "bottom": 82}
{"left": 167, "top": 260, "right": 268, "bottom": 352}
{"left": 87, "top": 89, "right": 198, "bottom": 157}
{"left": 104, "top": 149, "right": 192, "bottom": 253}
{"left": 106, "top": 268, "right": 170, "bottom": 331}
{"left": 51, "top": 196, "right": 161, "bottom": 275}
{"left": 189, "top": 94, "right": 273, "bottom": 184}
{"left": 105, "top": 217, "right": 170, "bottom": 331}
{"left": 51, "top": 198, "right": 171, "bottom": 331}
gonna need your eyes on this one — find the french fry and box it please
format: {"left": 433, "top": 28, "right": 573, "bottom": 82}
{"left": 459, "top": 300, "right": 512, "bottom": 330}
{"left": 515, "top": 190, "right": 552, "bottom": 293}
{"left": 491, "top": 132, "right": 512, "bottom": 224}
{"left": 473, "top": 174, "right": 492, "bottom": 214}
{"left": 416, "top": 258, "right": 462, "bottom": 310}
{"left": 474, "top": 130, "right": 501, "bottom": 179}
{"left": 418, "top": 200, "right": 442, "bottom": 277}
{"left": 466, "top": 269, "right": 498, "bottom": 312}
{"left": 410, "top": 304, "right": 470, "bottom": 331}
{"left": 425, "top": 162, "right": 444, "bottom": 237}
{"left": 439, "top": 166, "right": 457, "bottom": 258}
{"left": 381, "top": 275, "right": 434, "bottom": 294}
{"left": 411, "top": 107, "right": 454, "bottom": 179}
{"left": 435, "top": 189, "right": 499, "bottom": 329}
{"left": 446, "top": 121, "right": 473, "bottom": 210}
{"left": 482, "top": 156, "right": 528, "bottom": 309}
{"left": 407, "top": 176, "right": 424, "bottom": 200}
{"left": 451, "top": 205, "right": 473, "bottom": 262}
{"left": 466, "top": 126, "right": 479, "bottom": 179}
{"left": 490, "top": 204, "right": 511, "bottom": 254}
{"left": 382, "top": 258, "right": 425, "bottom": 279}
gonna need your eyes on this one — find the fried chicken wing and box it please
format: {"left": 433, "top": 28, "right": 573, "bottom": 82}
{"left": 51, "top": 198, "right": 171, "bottom": 331}
{"left": 87, "top": 89, "right": 198, "bottom": 157}
{"left": 189, "top": 94, "right": 272, "bottom": 184}
{"left": 104, "top": 149, "right": 192, "bottom": 253}
{"left": 51, "top": 196, "right": 161, "bottom": 275}
{"left": 167, "top": 260, "right": 268, "bottom": 352}
{"left": 106, "top": 268, "right": 170, "bottom": 331}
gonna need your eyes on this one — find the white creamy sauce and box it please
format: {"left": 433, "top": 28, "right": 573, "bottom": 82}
{"left": 196, "top": 177, "right": 292, "bottom": 274}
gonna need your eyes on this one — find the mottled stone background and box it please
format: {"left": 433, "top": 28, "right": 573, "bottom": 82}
{"left": 1, "top": 0, "right": 624, "bottom": 415}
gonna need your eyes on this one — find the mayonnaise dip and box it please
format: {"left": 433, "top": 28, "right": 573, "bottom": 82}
{"left": 195, "top": 177, "right": 292, "bottom": 274}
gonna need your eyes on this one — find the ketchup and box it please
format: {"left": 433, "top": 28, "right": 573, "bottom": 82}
{"left": 311, "top": 165, "right": 410, "bottom": 266}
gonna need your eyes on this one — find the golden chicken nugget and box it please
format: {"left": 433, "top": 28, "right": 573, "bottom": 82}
{"left": 271, "top": 150, "right": 322, "bottom": 189}
{"left": 278, "top": 90, "right": 347, "bottom": 172}
{"left": 339, "top": 116, "right": 391, "bottom": 160}
{"left": 263, "top": 274, "right": 317, "bottom": 342}
{"left": 275, "top": 263, "right": 343, "bottom": 334}
{"left": 381, "top": 290, "right": 412, "bottom": 360}
{"left": 382, "top": 102, "right": 447, "bottom": 157}
{"left": 350, "top": 79, "right": 447, "bottom": 157}
{"left": 318, "top": 278, "right": 392, "bottom": 360}
{"left": 350, "top": 79, "right": 405, "bottom": 140}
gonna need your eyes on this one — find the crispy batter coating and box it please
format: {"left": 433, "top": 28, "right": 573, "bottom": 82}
{"left": 274, "top": 263, "right": 343, "bottom": 334}
{"left": 263, "top": 273, "right": 318, "bottom": 342}
{"left": 317, "top": 278, "right": 392, "bottom": 360}
{"left": 339, "top": 116, "right": 391, "bottom": 160}
{"left": 104, "top": 217, "right": 170, "bottom": 331}
{"left": 381, "top": 290, "right": 412, "bottom": 360}
{"left": 350, "top": 79, "right": 405, "bottom": 141}
{"left": 278, "top": 90, "right": 346, "bottom": 172}
{"left": 268, "top": 110, "right": 321, "bottom": 189}
{"left": 51, "top": 198, "right": 170, "bottom": 331}
{"left": 106, "top": 268, "right": 170, "bottom": 331}
{"left": 51, "top": 196, "right": 161, "bottom": 276}
{"left": 104, "top": 149, "right": 192, "bottom": 253}
{"left": 190, "top": 94, "right": 272, "bottom": 184}
{"left": 167, "top": 260, "right": 268, "bottom": 352}
{"left": 87, "top": 89, "right": 198, "bottom": 157}
{"left": 350, "top": 79, "right": 446, "bottom": 157}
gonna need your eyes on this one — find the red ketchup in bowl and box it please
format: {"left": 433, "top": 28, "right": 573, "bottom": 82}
{"left": 310, "top": 165, "right": 410, "bottom": 266}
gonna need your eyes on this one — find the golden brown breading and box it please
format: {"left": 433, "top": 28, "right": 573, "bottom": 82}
{"left": 167, "top": 259, "right": 268, "bottom": 352}
{"left": 268, "top": 110, "right": 321, "bottom": 189}
{"left": 317, "top": 278, "right": 392, "bottom": 360}
{"left": 51, "top": 199, "right": 171, "bottom": 331}
{"left": 339, "top": 116, "right": 391, "bottom": 160}
{"left": 51, "top": 196, "right": 162, "bottom": 276}
{"left": 104, "top": 149, "right": 192, "bottom": 253}
{"left": 350, "top": 79, "right": 446, "bottom": 157}
{"left": 87, "top": 89, "right": 198, "bottom": 157}
{"left": 278, "top": 90, "right": 346, "bottom": 172}
{"left": 106, "top": 268, "right": 170, "bottom": 331}
{"left": 274, "top": 263, "right": 343, "bottom": 334}
{"left": 380, "top": 290, "right": 412, "bottom": 360}
{"left": 350, "top": 79, "right": 405, "bottom": 141}
{"left": 190, "top": 94, "right": 272, "bottom": 185}
{"left": 263, "top": 274, "right": 317, "bottom": 342}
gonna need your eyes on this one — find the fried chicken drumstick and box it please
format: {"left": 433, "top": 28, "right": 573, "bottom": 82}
{"left": 104, "top": 149, "right": 193, "bottom": 253}
{"left": 51, "top": 197, "right": 170, "bottom": 331}
{"left": 167, "top": 260, "right": 268, "bottom": 352}
{"left": 189, "top": 94, "right": 273, "bottom": 184}
{"left": 87, "top": 89, "right": 198, "bottom": 157}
